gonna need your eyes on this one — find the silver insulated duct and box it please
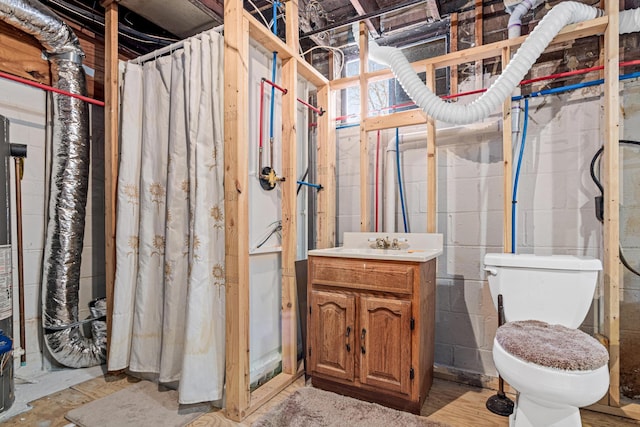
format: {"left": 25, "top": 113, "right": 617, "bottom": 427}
{"left": 0, "top": 0, "right": 105, "bottom": 367}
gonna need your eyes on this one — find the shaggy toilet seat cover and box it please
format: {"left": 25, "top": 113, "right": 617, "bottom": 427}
{"left": 496, "top": 320, "right": 609, "bottom": 371}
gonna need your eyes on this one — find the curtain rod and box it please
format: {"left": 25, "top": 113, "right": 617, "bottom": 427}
{"left": 130, "top": 25, "right": 224, "bottom": 65}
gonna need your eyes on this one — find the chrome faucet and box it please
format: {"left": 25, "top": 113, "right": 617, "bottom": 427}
{"left": 370, "top": 236, "right": 407, "bottom": 250}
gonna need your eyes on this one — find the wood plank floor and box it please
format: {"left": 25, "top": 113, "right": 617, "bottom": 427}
{"left": 3, "top": 372, "right": 639, "bottom": 426}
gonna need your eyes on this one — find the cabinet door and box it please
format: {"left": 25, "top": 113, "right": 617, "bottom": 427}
{"left": 309, "top": 290, "right": 356, "bottom": 381}
{"left": 359, "top": 296, "right": 412, "bottom": 395}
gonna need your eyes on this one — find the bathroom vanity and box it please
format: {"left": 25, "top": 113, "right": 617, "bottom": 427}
{"left": 306, "top": 233, "right": 442, "bottom": 414}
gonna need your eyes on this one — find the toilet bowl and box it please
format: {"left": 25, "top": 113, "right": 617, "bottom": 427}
{"left": 484, "top": 253, "right": 609, "bottom": 427}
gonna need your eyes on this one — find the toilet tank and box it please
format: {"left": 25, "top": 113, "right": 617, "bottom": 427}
{"left": 484, "top": 253, "right": 602, "bottom": 328}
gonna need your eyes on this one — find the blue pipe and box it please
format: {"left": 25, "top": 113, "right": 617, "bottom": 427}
{"left": 336, "top": 73, "right": 640, "bottom": 131}
{"left": 396, "top": 127, "right": 409, "bottom": 232}
{"left": 336, "top": 123, "right": 360, "bottom": 130}
{"left": 511, "top": 98, "right": 529, "bottom": 254}
{"left": 297, "top": 181, "right": 323, "bottom": 190}
{"left": 269, "top": 2, "right": 281, "bottom": 140}
{"left": 512, "top": 71, "right": 640, "bottom": 102}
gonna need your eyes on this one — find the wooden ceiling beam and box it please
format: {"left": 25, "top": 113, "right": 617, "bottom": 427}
{"left": 194, "top": 0, "right": 224, "bottom": 21}
{"left": 349, "top": 0, "right": 380, "bottom": 37}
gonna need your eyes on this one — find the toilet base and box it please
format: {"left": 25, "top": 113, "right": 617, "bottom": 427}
{"left": 510, "top": 394, "right": 582, "bottom": 427}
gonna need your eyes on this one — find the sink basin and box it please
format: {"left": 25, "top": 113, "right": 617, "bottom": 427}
{"left": 308, "top": 232, "right": 443, "bottom": 262}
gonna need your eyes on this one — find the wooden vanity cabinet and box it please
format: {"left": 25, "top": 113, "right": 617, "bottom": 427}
{"left": 307, "top": 255, "right": 436, "bottom": 414}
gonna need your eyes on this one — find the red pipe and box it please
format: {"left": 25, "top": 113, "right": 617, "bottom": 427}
{"left": 375, "top": 130, "right": 380, "bottom": 232}
{"left": 0, "top": 70, "right": 105, "bottom": 106}
{"left": 259, "top": 78, "right": 265, "bottom": 149}
{"left": 262, "top": 77, "right": 287, "bottom": 94}
{"left": 336, "top": 59, "right": 640, "bottom": 121}
{"left": 297, "top": 97, "right": 324, "bottom": 115}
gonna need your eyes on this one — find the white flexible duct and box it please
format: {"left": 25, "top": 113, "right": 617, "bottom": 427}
{"left": 369, "top": 2, "right": 640, "bottom": 125}
{"left": 383, "top": 120, "right": 502, "bottom": 232}
{"left": 506, "top": 0, "right": 545, "bottom": 152}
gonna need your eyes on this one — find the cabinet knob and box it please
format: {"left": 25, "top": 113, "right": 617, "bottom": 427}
{"left": 346, "top": 344, "right": 351, "bottom": 352}
{"left": 346, "top": 326, "right": 351, "bottom": 337}
{"left": 361, "top": 346, "right": 366, "bottom": 354}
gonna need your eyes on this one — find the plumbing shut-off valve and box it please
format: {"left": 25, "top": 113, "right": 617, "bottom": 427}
{"left": 260, "top": 165, "right": 286, "bottom": 191}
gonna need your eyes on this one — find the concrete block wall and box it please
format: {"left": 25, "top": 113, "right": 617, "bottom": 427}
{"left": 333, "top": 78, "right": 638, "bottom": 378}
{"left": 620, "top": 79, "right": 640, "bottom": 398}
{"left": 0, "top": 78, "right": 105, "bottom": 369}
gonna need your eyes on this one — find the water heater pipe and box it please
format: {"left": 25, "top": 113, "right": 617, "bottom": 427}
{"left": 369, "top": 2, "right": 640, "bottom": 125}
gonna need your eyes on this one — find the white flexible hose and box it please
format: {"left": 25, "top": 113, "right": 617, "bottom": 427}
{"left": 368, "top": 2, "right": 640, "bottom": 125}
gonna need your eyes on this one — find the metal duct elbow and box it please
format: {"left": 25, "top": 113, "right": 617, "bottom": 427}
{"left": 0, "top": 0, "right": 105, "bottom": 368}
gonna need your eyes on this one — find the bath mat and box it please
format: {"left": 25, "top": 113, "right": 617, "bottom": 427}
{"left": 252, "top": 386, "right": 450, "bottom": 427}
{"left": 65, "top": 380, "right": 210, "bottom": 427}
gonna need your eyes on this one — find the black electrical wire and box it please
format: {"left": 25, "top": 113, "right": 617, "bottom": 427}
{"left": 256, "top": 221, "right": 282, "bottom": 249}
{"left": 590, "top": 140, "right": 640, "bottom": 277}
{"left": 297, "top": 167, "right": 309, "bottom": 195}
{"left": 42, "top": 0, "right": 179, "bottom": 48}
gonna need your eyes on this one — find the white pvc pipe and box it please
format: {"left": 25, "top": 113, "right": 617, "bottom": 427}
{"left": 507, "top": 0, "right": 545, "bottom": 39}
{"left": 369, "top": 2, "right": 640, "bottom": 125}
{"left": 383, "top": 120, "right": 502, "bottom": 232}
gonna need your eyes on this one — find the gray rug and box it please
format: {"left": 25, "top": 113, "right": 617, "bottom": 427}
{"left": 65, "top": 380, "right": 210, "bottom": 427}
{"left": 252, "top": 387, "right": 450, "bottom": 427}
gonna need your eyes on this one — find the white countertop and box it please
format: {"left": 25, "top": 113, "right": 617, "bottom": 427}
{"left": 308, "top": 232, "right": 443, "bottom": 263}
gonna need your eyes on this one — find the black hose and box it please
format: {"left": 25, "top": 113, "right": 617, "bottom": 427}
{"left": 590, "top": 140, "right": 640, "bottom": 277}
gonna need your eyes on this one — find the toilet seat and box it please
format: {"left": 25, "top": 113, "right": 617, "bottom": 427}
{"left": 496, "top": 320, "right": 608, "bottom": 371}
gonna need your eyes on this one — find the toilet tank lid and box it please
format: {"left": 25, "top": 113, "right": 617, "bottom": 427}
{"left": 484, "top": 253, "right": 602, "bottom": 271}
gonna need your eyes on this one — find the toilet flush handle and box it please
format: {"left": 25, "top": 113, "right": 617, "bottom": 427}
{"left": 484, "top": 267, "right": 498, "bottom": 276}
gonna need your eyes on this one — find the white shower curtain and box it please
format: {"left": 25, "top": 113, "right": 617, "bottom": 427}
{"left": 108, "top": 29, "right": 225, "bottom": 405}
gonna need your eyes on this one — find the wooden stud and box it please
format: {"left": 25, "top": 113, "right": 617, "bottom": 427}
{"left": 501, "top": 46, "right": 513, "bottom": 254}
{"left": 243, "top": 10, "right": 327, "bottom": 87}
{"left": 449, "top": 12, "right": 458, "bottom": 100}
{"left": 224, "top": 0, "right": 251, "bottom": 420}
{"left": 425, "top": 64, "right": 436, "bottom": 233}
{"left": 0, "top": 21, "right": 50, "bottom": 85}
{"left": 281, "top": 0, "right": 298, "bottom": 376}
{"left": 102, "top": 0, "right": 118, "bottom": 364}
{"left": 317, "top": 84, "right": 336, "bottom": 248}
{"left": 359, "top": 22, "right": 370, "bottom": 232}
{"left": 474, "top": 0, "right": 483, "bottom": 91}
{"left": 603, "top": 1, "right": 620, "bottom": 408}
{"left": 329, "top": 16, "right": 609, "bottom": 91}
{"left": 363, "top": 109, "right": 428, "bottom": 132}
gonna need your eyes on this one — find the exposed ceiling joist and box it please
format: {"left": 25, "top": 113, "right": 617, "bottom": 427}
{"left": 195, "top": 0, "right": 224, "bottom": 20}
{"left": 349, "top": 0, "right": 381, "bottom": 37}
{"left": 426, "top": 0, "right": 441, "bottom": 20}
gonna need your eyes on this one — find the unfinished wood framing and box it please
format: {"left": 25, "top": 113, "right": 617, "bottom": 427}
{"left": 474, "top": 0, "right": 483, "bottom": 90}
{"left": 449, "top": 13, "right": 458, "bottom": 99}
{"left": 359, "top": 22, "right": 371, "bottom": 231}
{"left": 331, "top": 16, "right": 610, "bottom": 92}
{"left": 501, "top": 46, "right": 512, "bottom": 253}
{"left": 102, "top": 0, "right": 118, "bottom": 363}
{"left": 223, "top": 0, "right": 331, "bottom": 421}
{"left": 602, "top": 0, "right": 621, "bottom": 409}
{"left": 89, "top": 1, "right": 635, "bottom": 421}
{"left": 425, "top": 64, "right": 436, "bottom": 233}
{"left": 280, "top": 0, "right": 299, "bottom": 377}
{"left": 224, "top": 0, "right": 251, "bottom": 419}
{"left": 317, "top": 84, "right": 337, "bottom": 248}
{"left": 347, "top": 10, "right": 637, "bottom": 418}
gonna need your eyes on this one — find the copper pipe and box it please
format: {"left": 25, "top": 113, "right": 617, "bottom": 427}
{"left": 13, "top": 157, "right": 25, "bottom": 365}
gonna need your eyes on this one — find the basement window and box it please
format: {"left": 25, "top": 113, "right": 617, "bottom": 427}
{"left": 339, "top": 36, "right": 449, "bottom": 126}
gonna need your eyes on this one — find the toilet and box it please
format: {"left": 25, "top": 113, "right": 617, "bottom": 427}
{"left": 484, "top": 253, "right": 609, "bottom": 427}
